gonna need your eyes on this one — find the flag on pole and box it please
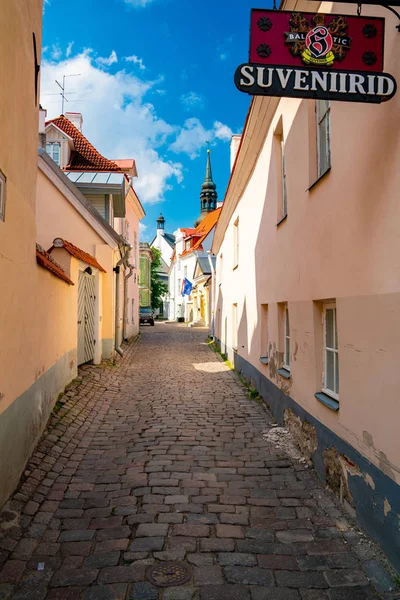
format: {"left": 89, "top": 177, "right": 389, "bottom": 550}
{"left": 181, "top": 278, "right": 193, "bottom": 297}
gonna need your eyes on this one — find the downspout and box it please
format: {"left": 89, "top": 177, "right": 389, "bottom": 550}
{"left": 123, "top": 261, "right": 134, "bottom": 340}
{"left": 207, "top": 251, "right": 215, "bottom": 340}
{"left": 114, "top": 253, "right": 126, "bottom": 357}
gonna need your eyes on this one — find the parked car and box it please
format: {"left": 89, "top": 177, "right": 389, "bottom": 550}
{"left": 140, "top": 307, "right": 155, "bottom": 326}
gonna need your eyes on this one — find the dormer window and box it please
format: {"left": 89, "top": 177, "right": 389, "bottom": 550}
{"left": 46, "top": 142, "right": 61, "bottom": 166}
{"left": 185, "top": 240, "right": 190, "bottom": 250}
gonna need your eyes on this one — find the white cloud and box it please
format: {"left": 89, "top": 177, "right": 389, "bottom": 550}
{"left": 124, "top": 0, "right": 155, "bottom": 6}
{"left": 180, "top": 91, "right": 204, "bottom": 111}
{"left": 214, "top": 121, "right": 233, "bottom": 141}
{"left": 219, "top": 53, "right": 228, "bottom": 61}
{"left": 124, "top": 55, "right": 146, "bottom": 70}
{"left": 139, "top": 222, "right": 147, "bottom": 234}
{"left": 170, "top": 118, "right": 233, "bottom": 159}
{"left": 51, "top": 44, "right": 62, "bottom": 60}
{"left": 66, "top": 42, "right": 74, "bottom": 58}
{"left": 40, "top": 51, "right": 182, "bottom": 204}
{"left": 96, "top": 50, "right": 118, "bottom": 67}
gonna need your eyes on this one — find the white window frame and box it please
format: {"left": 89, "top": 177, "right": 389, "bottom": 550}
{"left": 134, "top": 232, "right": 137, "bottom": 268}
{"left": 233, "top": 217, "right": 239, "bottom": 269}
{"left": 322, "top": 302, "right": 339, "bottom": 400}
{"left": 232, "top": 303, "right": 238, "bottom": 350}
{"left": 281, "top": 140, "right": 287, "bottom": 217}
{"left": 316, "top": 100, "right": 331, "bottom": 178}
{"left": 46, "top": 142, "right": 61, "bottom": 166}
{"left": 261, "top": 304, "right": 268, "bottom": 358}
{"left": 284, "top": 304, "right": 290, "bottom": 370}
{"left": 0, "top": 170, "right": 6, "bottom": 222}
{"left": 184, "top": 265, "right": 187, "bottom": 278}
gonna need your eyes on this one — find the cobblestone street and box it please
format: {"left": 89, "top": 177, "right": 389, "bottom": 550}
{"left": 0, "top": 323, "right": 395, "bottom": 599}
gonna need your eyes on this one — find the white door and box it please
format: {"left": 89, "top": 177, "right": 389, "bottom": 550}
{"left": 78, "top": 271, "right": 96, "bottom": 365}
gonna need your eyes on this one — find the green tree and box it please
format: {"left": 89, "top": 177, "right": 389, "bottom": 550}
{"left": 151, "top": 247, "right": 168, "bottom": 310}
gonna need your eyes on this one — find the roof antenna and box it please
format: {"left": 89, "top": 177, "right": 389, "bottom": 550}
{"left": 44, "top": 73, "right": 81, "bottom": 114}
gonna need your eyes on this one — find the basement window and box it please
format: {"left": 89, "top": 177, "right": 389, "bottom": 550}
{"left": 0, "top": 170, "right": 6, "bottom": 221}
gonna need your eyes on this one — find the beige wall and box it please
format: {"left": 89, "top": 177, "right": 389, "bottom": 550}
{"left": 36, "top": 167, "right": 118, "bottom": 358}
{"left": 0, "top": 0, "right": 43, "bottom": 413}
{"left": 214, "top": 3, "right": 400, "bottom": 485}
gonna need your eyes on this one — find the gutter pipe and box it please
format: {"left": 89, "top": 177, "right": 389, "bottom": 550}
{"left": 123, "top": 261, "right": 134, "bottom": 340}
{"left": 207, "top": 251, "right": 216, "bottom": 340}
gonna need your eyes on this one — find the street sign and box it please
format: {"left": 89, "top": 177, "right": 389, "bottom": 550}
{"left": 234, "top": 9, "right": 397, "bottom": 103}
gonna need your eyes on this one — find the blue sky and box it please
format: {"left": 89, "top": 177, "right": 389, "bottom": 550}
{"left": 41, "top": 0, "right": 272, "bottom": 241}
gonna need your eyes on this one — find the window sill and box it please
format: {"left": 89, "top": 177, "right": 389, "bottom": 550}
{"left": 232, "top": 345, "right": 238, "bottom": 352}
{"left": 307, "top": 167, "right": 331, "bottom": 192}
{"left": 276, "top": 214, "right": 287, "bottom": 227}
{"left": 259, "top": 356, "right": 269, "bottom": 365}
{"left": 233, "top": 265, "right": 238, "bottom": 271}
{"left": 278, "top": 367, "right": 291, "bottom": 379}
{"left": 315, "top": 391, "right": 339, "bottom": 412}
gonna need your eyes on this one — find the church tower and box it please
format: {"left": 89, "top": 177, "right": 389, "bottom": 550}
{"left": 195, "top": 149, "right": 218, "bottom": 226}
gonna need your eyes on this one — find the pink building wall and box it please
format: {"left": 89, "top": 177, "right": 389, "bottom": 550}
{"left": 213, "top": 1, "right": 400, "bottom": 570}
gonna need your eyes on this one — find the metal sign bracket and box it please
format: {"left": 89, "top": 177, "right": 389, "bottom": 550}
{"left": 331, "top": 1, "right": 400, "bottom": 31}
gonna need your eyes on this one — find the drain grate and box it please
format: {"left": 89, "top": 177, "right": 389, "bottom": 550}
{"left": 147, "top": 562, "right": 192, "bottom": 587}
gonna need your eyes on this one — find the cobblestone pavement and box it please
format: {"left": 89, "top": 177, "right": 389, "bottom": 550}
{"left": 0, "top": 323, "right": 397, "bottom": 600}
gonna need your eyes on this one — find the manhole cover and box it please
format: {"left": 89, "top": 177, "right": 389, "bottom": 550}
{"left": 147, "top": 562, "right": 192, "bottom": 587}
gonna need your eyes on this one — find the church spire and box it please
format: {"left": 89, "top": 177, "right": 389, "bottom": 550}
{"left": 195, "top": 149, "right": 218, "bottom": 226}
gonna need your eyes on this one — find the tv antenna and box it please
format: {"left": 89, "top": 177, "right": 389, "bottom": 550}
{"left": 44, "top": 73, "right": 81, "bottom": 114}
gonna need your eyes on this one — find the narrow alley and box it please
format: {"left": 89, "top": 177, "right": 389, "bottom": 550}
{"left": 0, "top": 324, "right": 394, "bottom": 600}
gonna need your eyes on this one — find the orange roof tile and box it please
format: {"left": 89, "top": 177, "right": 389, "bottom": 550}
{"left": 179, "top": 208, "right": 222, "bottom": 257}
{"left": 36, "top": 244, "right": 74, "bottom": 285}
{"left": 49, "top": 238, "right": 106, "bottom": 272}
{"left": 112, "top": 159, "right": 135, "bottom": 170}
{"left": 46, "top": 115, "right": 121, "bottom": 172}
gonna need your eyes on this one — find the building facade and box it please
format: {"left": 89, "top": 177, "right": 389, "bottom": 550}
{"left": 151, "top": 214, "right": 175, "bottom": 317}
{"left": 168, "top": 150, "right": 221, "bottom": 323}
{"left": 212, "top": 0, "right": 400, "bottom": 570}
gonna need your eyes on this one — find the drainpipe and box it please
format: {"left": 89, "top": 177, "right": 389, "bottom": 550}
{"left": 123, "top": 261, "right": 134, "bottom": 340}
{"left": 207, "top": 251, "right": 216, "bottom": 340}
{"left": 114, "top": 254, "right": 125, "bottom": 357}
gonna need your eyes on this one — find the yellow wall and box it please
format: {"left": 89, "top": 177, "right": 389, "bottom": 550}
{"left": 0, "top": 0, "right": 44, "bottom": 413}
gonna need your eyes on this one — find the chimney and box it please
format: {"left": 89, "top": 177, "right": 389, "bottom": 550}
{"left": 65, "top": 112, "right": 83, "bottom": 131}
{"left": 38, "top": 105, "right": 47, "bottom": 150}
{"left": 230, "top": 134, "right": 241, "bottom": 172}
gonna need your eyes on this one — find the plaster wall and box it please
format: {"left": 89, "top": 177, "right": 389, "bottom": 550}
{"left": 0, "top": 0, "right": 44, "bottom": 412}
{"left": 214, "top": 2, "right": 400, "bottom": 564}
{"left": 36, "top": 168, "right": 118, "bottom": 360}
{"left": 123, "top": 198, "right": 140, "bottom": 338}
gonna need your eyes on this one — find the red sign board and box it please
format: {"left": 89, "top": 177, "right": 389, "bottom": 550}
{"left": 250, "top": 9, "right": 384, "bottom": 73}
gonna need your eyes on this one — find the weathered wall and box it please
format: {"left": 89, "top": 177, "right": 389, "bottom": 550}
{"left": 214, "top": 2, "right": 400, "bottom": 570}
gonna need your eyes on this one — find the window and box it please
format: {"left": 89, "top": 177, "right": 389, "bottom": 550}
{"left": 132, "top": 299, "right": 135, "bottom": 323}
{"left": 284, "top": 304, "right": 290, "bottom": 370}
{"left": 281, "top": 140, "right": 287, "bottom": 218}
{"left": 0, "top": 170, "right": 6, "bottom": 222}
{"left": 134, "top": 232, "right": 137, "bottom": 268}
{"left": 317, "top": 100, "right": 331, "bottom": 177}
{"left": 184, "top": 265, "right": 187, "bottom": 278}
{"left": 232, "top": 303, "right": 238, "bottom": 349}
{"left": 233, "top": 218, "right": 239, "bottom": 268}
{"left": 260, "top": 304, "right": 268, "bottom": 362}
{"left": 46, "top": 142, "right": 61, "bottom": 166}
{"left": 178, "top": 278, "right": 181, "bottom": 295}
{"left": 323, "top": 303, "right": 339, "bottom": 399}
{"left": 185, "top": 240, "right": 190, "bottom": 250}
{"left": 125, "top": 220, "right": 130, "bottom": 244}
{"left": 274, "top": 118, "right": 287, "bottom": 223}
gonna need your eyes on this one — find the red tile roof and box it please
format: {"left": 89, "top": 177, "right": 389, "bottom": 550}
{"left": 36, "top": 244, "right": 74, "bottom": 285}
{"left": 45, "top": 115, "right": 122, "bottom": 172}
{"left": 48, "top": 238, "right": 106, "bottom": 272}
{"left": 179, "top": 208, "right": 222, "bottom": 257}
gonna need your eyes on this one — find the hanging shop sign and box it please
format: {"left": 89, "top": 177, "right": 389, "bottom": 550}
{"left": 234, "top": 9, "right": 396, "bottom": 103}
